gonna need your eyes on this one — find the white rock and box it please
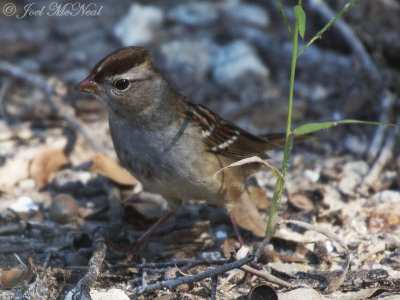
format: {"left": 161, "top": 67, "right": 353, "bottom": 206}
{"left": 114, "top": 4, "right": 163, "bottom": 46}
{"left": 304, "top": 169, "right": 320, "bottom": 183}
{"left": 90, "top": 289, "right": 130, "bottom": 300}
{"left": 67, "top": 289, "right": 130, "bottom": 300}
{"left": 10, "top": 196, "right": 39, "bottom": 213}
{"left": 211, "top": 40, "right": 269, "bottom": 86}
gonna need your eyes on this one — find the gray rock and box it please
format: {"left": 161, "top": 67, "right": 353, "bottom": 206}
{"left": 114, "top": 4, "right": 163, "bottom": 46}
{"left": 160, "top": 38, "right": 217, "bottom": 81}
{"left": 223, "top": 2, "right": 270, "bottom": 27}
{"left": 211, "top": 40, "right": 269, "bottom": 87}
{"left": 167, "top": 2, "right": 218, "bottom": 26}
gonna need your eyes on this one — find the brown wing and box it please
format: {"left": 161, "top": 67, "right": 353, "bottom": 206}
{"left": 185, "top": 99, "right": 285, "bottom": 160}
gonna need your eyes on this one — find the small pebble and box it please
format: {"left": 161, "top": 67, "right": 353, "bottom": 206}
{"left": 49, "top": 194, "right": 79, "bottom": 224}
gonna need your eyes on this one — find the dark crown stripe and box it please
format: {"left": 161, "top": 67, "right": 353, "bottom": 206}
{"left": 91, "top": 47, "right": 151, "bottom": 82}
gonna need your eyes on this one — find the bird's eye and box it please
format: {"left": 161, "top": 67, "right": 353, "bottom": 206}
{"left": 114, "top": 79, "right": 130, "bottom": 90}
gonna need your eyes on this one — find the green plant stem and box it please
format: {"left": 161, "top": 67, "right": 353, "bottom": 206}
{"left": 263, "top": 9, "right": 299, "bottom": 241}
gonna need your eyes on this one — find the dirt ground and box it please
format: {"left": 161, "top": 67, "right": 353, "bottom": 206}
{"left": 0, "top": 0, "right": 399, "bottom": 299}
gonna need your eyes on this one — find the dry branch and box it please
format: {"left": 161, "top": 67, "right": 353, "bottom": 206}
{"left": 66, "top": 238, "right": 107, "bottom": 300}
{"left": 112, "top": 259, "right": 230, "bottom": 270}
{"left": 210, "top": 276, "right": 218, "bottom": 300}
{"left": 240, "top": 265, "right": 296, "bottom": 289}
{"left": 0, "top": 61, "right": 66, "bottom": 96}
{"left": 134, "top": 254, "right": 254, "bottom": 296}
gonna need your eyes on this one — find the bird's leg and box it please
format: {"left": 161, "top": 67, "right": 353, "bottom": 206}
{"left": 135, "top": 210, "right": 175, "bottom": 245}
{"left": 123, "top": 210, "right": 175, "bottom": 262}
{"left": 229, "top": 214, "right": 245, "bottom": 246}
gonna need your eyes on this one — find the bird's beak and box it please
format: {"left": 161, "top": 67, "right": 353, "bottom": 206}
{"left": 75, "top": 75, "right": 100, "bottom": 94}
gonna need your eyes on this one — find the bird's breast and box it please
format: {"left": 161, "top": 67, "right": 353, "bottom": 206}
{"left": 108, "top": 116, "right": 222, "bottom": 201}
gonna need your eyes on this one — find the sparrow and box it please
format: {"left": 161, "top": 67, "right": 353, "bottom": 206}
{"left": 75, "top": 46, "right": 291, "bottom": 243}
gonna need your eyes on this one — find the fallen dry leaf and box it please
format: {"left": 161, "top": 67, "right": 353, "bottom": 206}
{"left": 90, "top": 152, "right": 139, "bottom": 186}
{"left": 222, "top": 238, "right": 240, "bottom": 258}
{"left": 29, "top": 147, "right": 69, "bottom": 188}
{"left": 0, "top": 256, "right": 36, "bottom": 289}
{"left": 247, "top": 185, "right": 270, "bottom": 210}
{"left": 231, "top": 191, "right": 266, "bottom": 238}
{"left": 289, "top": 192, "right": 314, "bottom": 211}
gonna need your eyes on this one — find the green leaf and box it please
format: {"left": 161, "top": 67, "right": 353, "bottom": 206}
{"left": 293, "top": 5, "right": 306, "bottom": 39}
{"left": 293, "top": 120, "right": 395, "bottom": 136}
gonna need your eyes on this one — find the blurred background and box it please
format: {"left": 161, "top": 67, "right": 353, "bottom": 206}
{"left": 1, "top": 0, "right": 398, "bottom": 144}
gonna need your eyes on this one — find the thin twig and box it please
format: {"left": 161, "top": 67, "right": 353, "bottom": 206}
{"left": 0, "top": 60, "right": 66, "bottom": 96}
{"left": 141, "top": 258, "right": 148, "bottom": 287}
{"left": 367, "top": 91, "right": 395, "bottom": 162}
{"left": 0, "top": 78, "right": 11, "bottom": 117}
{"left": 240, "top": 265, "right": 296, "bottom": 289}
{"left": 134, "top": 255, "right": 254, "bottom": 295}
{"left": 112, "top": 259, "right": 231, "bottom": 270}
{"left": 64, "top": 187, "right": 120, "bottom": 299}
{"left": 363, "top": 126, "right": 399, "bottom": 190}
{"left": 210, "top": 276, "right": 218, "bottom": 300}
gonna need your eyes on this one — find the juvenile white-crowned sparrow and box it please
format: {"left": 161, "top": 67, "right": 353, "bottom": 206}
{"left": 76, "top": 46, "right": 290, "bottom": 241}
